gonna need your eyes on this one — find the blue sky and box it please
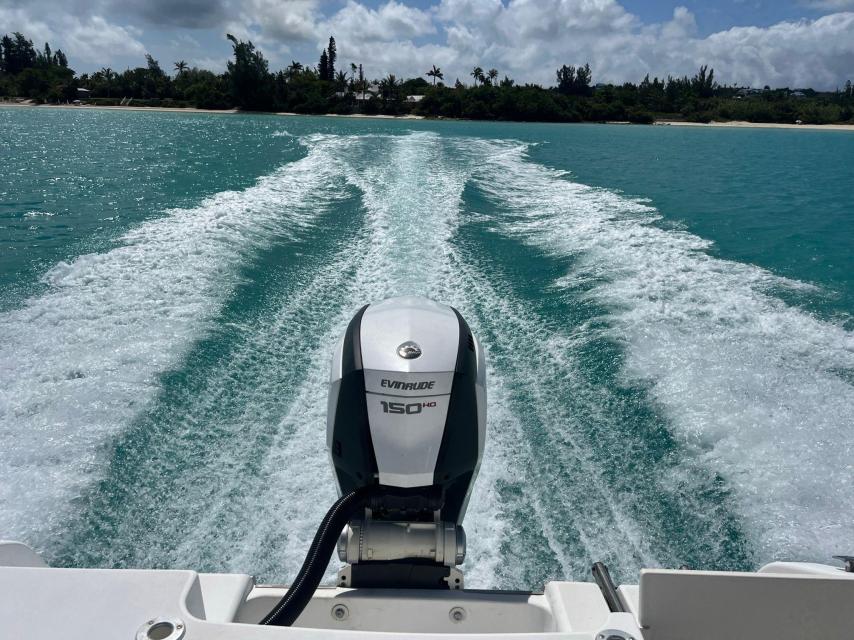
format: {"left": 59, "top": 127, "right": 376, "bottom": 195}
{"left": 1, "top": 0, "right": 853, "bottom": 88}
{"left": 622, "top": 0, "right": 837, "bottom": 32}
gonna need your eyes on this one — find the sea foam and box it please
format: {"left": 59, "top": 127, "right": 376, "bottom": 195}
{"left": 472, "top": 140, "right": 854, "bottom": 565}
{"left": 0, "top": 136, "right": 350, "bottom": 549}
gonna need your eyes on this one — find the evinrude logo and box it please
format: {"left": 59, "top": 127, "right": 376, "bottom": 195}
{"left": 397, "top": 341, "right": 422, "bottom": 359}
{"left": 381, "top": 379, "right": 435, "bottom": 391}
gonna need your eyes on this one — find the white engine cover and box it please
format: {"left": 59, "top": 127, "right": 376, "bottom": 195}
{"left": 328, "top": 295, "right": 486, "bottom": 519}
{"left": 361, "top": 297, "right": 458, "bottom": 487}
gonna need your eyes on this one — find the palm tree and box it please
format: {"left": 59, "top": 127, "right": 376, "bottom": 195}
{"left": 471, "top": 66, "right": 484, "bottom": 86}
{"left": 487, "top": 68, "right": 498, "bottom": 85}
{"left": 285, "top": 61, "right": 303, "bottom": 81}
{"left": 174, "top": 60, "right": 188, "bottom": 74}
{"left": 426, "top": 65, "right": 444, "bottom": 86}
{"left": 99, "top": 67, "right": 115, "bottom": 97}
{"left": 380, "top": 73, "right": 399, "bottom": 101}
{"left": 358, "top": 63, "right": 366, "bottom": 91}
{"left": 335, "top": 70, "right": 348, "bottom": 90}
{"left": 349, "top": 63, "right": 358, "bottom": 89}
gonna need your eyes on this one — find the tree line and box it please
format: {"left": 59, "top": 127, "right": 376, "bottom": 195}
{"left": 0, "top": 32, "right": 74, "bottom": 102}
{"left": 2, "top": 30, "right": 853, "bottom": 125}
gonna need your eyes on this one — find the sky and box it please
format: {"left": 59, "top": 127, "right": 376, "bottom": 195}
{"left": 1, "top": 0, "right": 853, "bottom": 89}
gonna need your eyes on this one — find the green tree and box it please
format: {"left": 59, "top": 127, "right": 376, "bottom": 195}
{"left": 692, "top": 65, "right": 716, "bottom": 98}
{"left": 286, "top": 60, "right": 303, "bottom": 80}
{"left": 556, "top": 64, "right": 576, "bottom": 94}
{"left": 140, "top": 54, "right": 170, "bottom": 99}
{"left": 145, "top": 54, "right": 162, "bottom": 75}
{"left": 470, "top": 66, "right": 483, "bottom": 86}
{"left": 335, "top": 70, "right": 348, "bottom": 90}
{"left": 92, "top": 67, "right": 116, "bottom": 97}
{"left": 174, "top": 60, "right": 188, "bottom": 75}
{"left": 378, "top": 73, "right": 403, "bottom": 113}
{"left": 318, "top": 49, "right": 329, "bottom": 81}
{"left": 427, "top": 64, "right": 443, "bottom": 86}
{"left": 1, "top": 32, "right": 37, "bottom": 74}
{"left": 576, "top": 63, "right": 591, "bottom": 94}
{"left": 556, "top": 63, "right": 591, "bottom": 96}
{"left": 226, "top": 33, "right": 273, "bottom": 110}
{"left": 380, "top": 73, "right": 399, "bottom": 99}
{"left": 36, "top": 42, "right": 51, "bottom": 67}
{"left": 487, "top": 68, "right": 498, "bottom": 85}
{"left": 327, "top": 36, "right": 336, "bottom": 80}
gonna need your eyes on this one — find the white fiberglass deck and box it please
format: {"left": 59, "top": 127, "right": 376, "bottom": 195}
{"left": 1, "top": 541, "right": 853, "bottom": 640}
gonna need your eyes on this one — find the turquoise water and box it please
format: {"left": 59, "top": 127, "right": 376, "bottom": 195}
{"left": 1, "top": 106, "right": 853, "bottom": 588}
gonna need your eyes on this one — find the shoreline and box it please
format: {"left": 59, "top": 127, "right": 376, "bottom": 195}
{"left": 0, "top": 101, "right": 238, "bottom": 115}
{"left": 3, "top": 102, "right": 853, "bottom": 129}
{"left": 0, "top": 101, "right": 423, "bottom": 119}
{"left": 655, "top": 119, "right": 854, "bottom": 132}
{"left": 277, "top": 111, "right": 424, "bottom": 120}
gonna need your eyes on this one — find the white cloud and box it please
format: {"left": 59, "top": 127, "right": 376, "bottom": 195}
{"left": 64, "top": 16, "right": 147, "bottom": 63}
{"left": 240, "top": 0, "right": 321, "bottom": 42}
{"left": 694, "top": 13, "right": 854, "bottom": 88}
{"left": 407, "top": 2, "right": 854, "bottom": 89}
{"left": 325, "top": 1, "right": 436, "bottom": 42}
{"left": 801, "top": 0, "right": 854, "bottom": 10}
{"left": 0, "top": 8, "right": 56, "bottom": 47}
{"left": 189, "top": 55, "right": 228, "bottom": 73}
{"left": 2, "top": 0, "right": 854, "bottom": 89}
{"left": 435, "top": 0, "right": 503, "bottom": 25}
{"left": 0, "top": 8, "right": 145, "bottom": 64}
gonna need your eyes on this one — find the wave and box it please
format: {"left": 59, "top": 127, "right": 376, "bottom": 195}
{"left": 469, "top": 140, "right": 854, "bottom": 565}
{"left": 44, "top": 131, "right": 495, "bottom": 584}
{"left": 8, "top": 128, "right": 850, "bottom": 591}
{"left": 0, "top": 136, "right": 350, "bottom": 549}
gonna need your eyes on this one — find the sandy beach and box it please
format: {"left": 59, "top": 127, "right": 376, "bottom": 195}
{"left": 656, "top": 119, "right": 854, "bottom": 132}
{"left": 1, "top": 101, "right": 423, "bottom": 119}
{"left": 3, "top": 102, "right": 851, "bottom": 129}
{"left": 0, "top": 101, "right": 239, "bottom": 115}
{"left": 66, "top": 104, "right": 239, "bottom": 114}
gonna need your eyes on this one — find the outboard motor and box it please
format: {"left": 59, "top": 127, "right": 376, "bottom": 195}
{"left": 328, "top": 296, "right": 486, "bottom": 589}
{"left": 260, "top": 296, "right": 486, "bottom": 626}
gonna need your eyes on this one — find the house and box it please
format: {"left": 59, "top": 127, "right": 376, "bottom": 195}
{"left": 354, "top": 84, "right": 381, "bottom": 102}
{"left": 76, "top": 87, "right": 91, "bottom": 100}
{"left": 736, "top": 87, "right": 762, "bottom": 97}
{"left": 406, "top": 95, "right": 425, "bottom": 103}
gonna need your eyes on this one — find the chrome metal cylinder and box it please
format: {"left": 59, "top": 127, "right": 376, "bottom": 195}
{"left": 338, "top": 520, "right": 466, "bottom": 567}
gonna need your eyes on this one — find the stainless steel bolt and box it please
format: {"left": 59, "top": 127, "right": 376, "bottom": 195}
{"left": 449, "top": 606, "right": 466, "bottom": 623}
{"left": 331, "top": 604, "right": 349, "bottom": 621}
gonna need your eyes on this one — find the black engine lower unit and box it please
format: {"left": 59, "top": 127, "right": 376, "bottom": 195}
{"left": 340, "top": 561, "right": 463, "bottom": 590}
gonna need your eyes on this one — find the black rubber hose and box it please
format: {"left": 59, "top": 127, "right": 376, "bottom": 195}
{"left": 259, "top": 485, "right": 380, "bottom": 626}
{"left": 592, "top": 561, "right": 625, "bottom": 613}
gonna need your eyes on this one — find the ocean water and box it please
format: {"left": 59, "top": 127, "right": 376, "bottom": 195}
{"left": 1, "top": 106, "right": 853, "bottom": 588}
